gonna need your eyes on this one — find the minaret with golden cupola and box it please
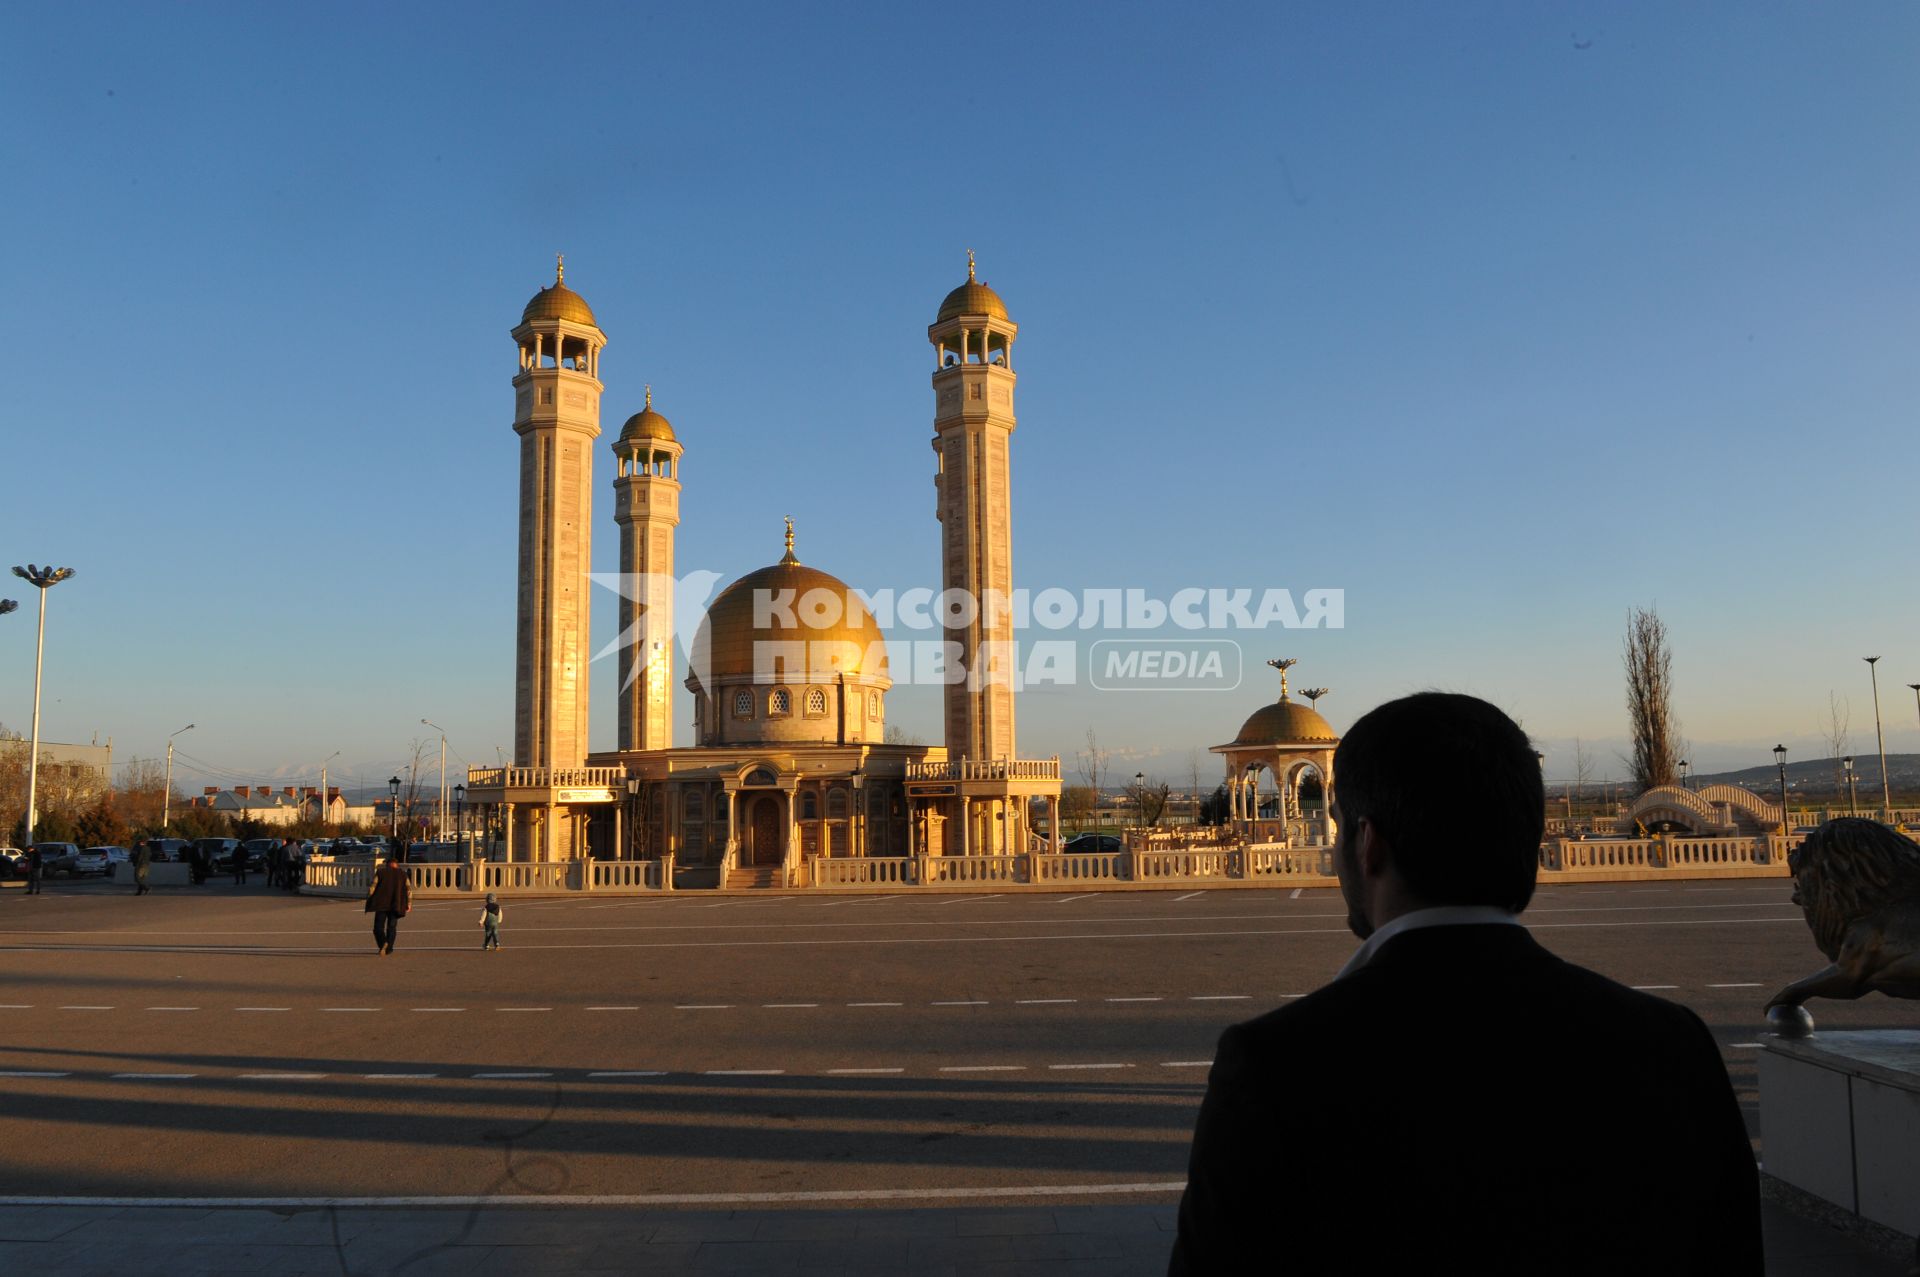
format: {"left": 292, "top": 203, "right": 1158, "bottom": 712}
{"left": 929, "top": 251, "right": 1019, "bottom": 762}
{"left": 612, "top": 385, "right": 682, "bottom": 753}
{"left": 511, "top": 255, "right": 605, "bottom": 772}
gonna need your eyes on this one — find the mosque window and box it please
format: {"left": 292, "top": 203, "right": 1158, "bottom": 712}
{"left": 732, "top": 690, "right": 753, "bottom": 718}
{"left": 805, "top": 687, "right": 827, "bottom": 716}
{"left": 827, "top": 788, "right": 848, "bottom": 819}
{"left": 745, "top": 767, "right": 777, "bottom": 787}
{"left": 800, "top": 790, "right": 818, "bottom": 821}
{"left": 684, "top": 789, "right": 706, "bottom": 824}
{"left": 770, "top": 689, "right": 792, "bottom": 716}
{"left": 869, "top": 691, "right": 881, "bottom": 720}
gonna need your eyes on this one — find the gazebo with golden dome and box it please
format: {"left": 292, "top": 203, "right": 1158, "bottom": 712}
{"left": 1211, "top": 658, "right": 1339, "bottom": 845}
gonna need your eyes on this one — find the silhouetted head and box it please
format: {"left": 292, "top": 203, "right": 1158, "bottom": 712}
{"left": 1332, "top": 692, "right": 1543, "bottom": 923}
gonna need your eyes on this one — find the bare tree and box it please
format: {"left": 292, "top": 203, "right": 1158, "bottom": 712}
{"left": 1186, "top": 749, "right": 1206, "bottom": 826}
{"left": 1059, "top": 785, "right": 1097, "bottom": 834}
{"left": 1623, "top": 607, "right": 1679, "bottom": 792}
{"left": 1123, "top": 774, "right": 1173, "bottom": 828}
{"left": 1573, "top": 738, "right": 1594, "bottom": 813}
{"left": 1075, "top": 729, "right": 1111, "bottom": 808}
{"left": 1823, "top": 692, "right": 1852, "bottom": 800}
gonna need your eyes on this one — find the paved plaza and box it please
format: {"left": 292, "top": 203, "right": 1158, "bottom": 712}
{"left": 1, "top": 878, "right": 1912, "bottom": 1273}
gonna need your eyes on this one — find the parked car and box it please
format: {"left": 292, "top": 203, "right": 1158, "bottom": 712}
{"left": 0, "top": 847, "right": 25, "bottom": 879}
{"left": 64, "top": 846, "right": 111, "bottom": 877}
{"left": 146, "top": 837, "right": 192, "bottom": 863}
{"left": 192, "top": 837, "right": 241, "bottom": 871}
{"left": 30, "top": 842, "right": 83, "bottom": 876}
{"left": 91, "top": 846, "right": 130, "bottom": 877}
{"left": 1062, "top": 834, "right": 1123, "bottom": 855}
{"left": 238, "top": 838, "right": 281, "bottom": 870}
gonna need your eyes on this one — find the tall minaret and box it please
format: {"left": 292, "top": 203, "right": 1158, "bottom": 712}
{"left": 511, "top": 256, "right": 606, "bottom": 770}
{"left": 612, "top": 386, "right": 682, "bottom": 753}
{"left": 929, "top": 251, "right": 1019, "bottom": 761}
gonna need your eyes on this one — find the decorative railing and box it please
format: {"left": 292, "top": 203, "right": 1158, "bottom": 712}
{"left": 481, "top": 861, "right": 574, "bottom": 891}
{"left": 905, "top": 758, "right": 1062, "bottom": 782}
{"left": 591, "top": 860, "right": 660, "bottom": 889}
{"left": 1246, "top": 846, "right": 1335, "bottom": 877}
{"left": 813, "top": 857, "right": 916, "bottom": 887}
{"left": 464, "top": 766, "right": 626, "bottom": 790}
{"left": 1134, "top": 847, "right": 1238, "bottom": 881}
{"left": 304, "top": 858, "right": 370, "bottom": 894}
{"left": 407, "top": 862, "right": 470, "bottom": 891}
{"left": 922, "top": 854, "right": 1028, "bottom": 884}
{"left": 1031, "top": 852, "right": 1124, "bottom": 882}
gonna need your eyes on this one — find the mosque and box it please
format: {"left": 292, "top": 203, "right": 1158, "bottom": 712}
{"left": 465, "top": 256, "right": 1065, "bottom": 885}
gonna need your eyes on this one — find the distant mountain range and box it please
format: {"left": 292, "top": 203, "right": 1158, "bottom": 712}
{"left": 1685, "top": 753, "right": 1919, "bottom": 800}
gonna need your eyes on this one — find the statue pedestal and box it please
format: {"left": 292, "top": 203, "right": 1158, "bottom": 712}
{"left": 1761, "top": 1030, "right": 1920, "bottom": 1235}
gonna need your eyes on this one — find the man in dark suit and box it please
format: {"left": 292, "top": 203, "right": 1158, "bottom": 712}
{"left": 1169, "top": 692, "right": 1761, "bottom": 1275}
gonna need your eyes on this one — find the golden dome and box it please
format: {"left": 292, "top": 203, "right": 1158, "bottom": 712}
{"left": 619, "top": 386, "right": 675, "bottom": 444}
{"left": 935, "top": 250, "right": 1009, "bottom": 324}
{"left": 521, "top": 254, "right": 598, "bottom": 327}
{"left": 689, "top": 527, "right": 888, "bottom": 690}
{"left": 1227, "top": 699, "right": 1339, "bottom": 748}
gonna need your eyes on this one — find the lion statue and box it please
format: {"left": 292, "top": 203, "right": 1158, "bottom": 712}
{"left": 1766, "top": 818, "right": 1920, "bottom": 1037}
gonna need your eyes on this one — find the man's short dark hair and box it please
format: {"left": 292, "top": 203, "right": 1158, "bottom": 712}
{"left": 1332, "top": 691, "right": 1543, "bottom": 912}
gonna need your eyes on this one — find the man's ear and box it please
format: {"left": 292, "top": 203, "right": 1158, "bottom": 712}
{"left": 1355, "top": 817, "right": 1392, "bottom": 878}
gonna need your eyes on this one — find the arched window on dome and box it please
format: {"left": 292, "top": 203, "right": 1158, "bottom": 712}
{"left": 769, "top": 689, "right": 792, "bottom": 716}
{"left": 732, "top": 689, "right": 753, "bottom": 719}
{"left": 805, "top": 687, "right": 827, "bottom": 717}
{"left": 869, "top": 691, "right": 881, "bottom": 721}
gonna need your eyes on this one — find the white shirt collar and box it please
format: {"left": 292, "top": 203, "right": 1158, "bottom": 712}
{"left": 1334, "top": 905, "right": 1522, "bottom": 981}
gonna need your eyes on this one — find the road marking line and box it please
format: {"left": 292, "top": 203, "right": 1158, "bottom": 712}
{"left": 234, "top": 1007, "right": 290, "bottom": 1012}
{"left": 0, "top": 1183, "right": 1190, "bottom": 1207}
{"left": 943, "top": 894, "right": 1003, "bottom": 904}
{"left": 240, "top": 1073, "right": 326, "bottom": 1080}
{"left": 147, "top": 1006, "right": 200, "bottom": 1012}
{"left": 113, "top": 1073, "right": 195, "bottom": 1079}
{"left": 1175, "top": 891, "right": 1205, "bottom": 902}
{"left": 1280, "top": 994, "right": 1308, "bottom": 999}
{"left": 323, "top": 1008, "right": 377, "bottom": 1013}
{"left": 847, "top": 1001, "right": 903, "bottom": 1007}
{"left": 1731, "top": 1043, "right": 1764, "bottom": 1049}
{"left": 496, "top": 1007, "right": 553, "bottom": 1012}
{"left": 677, "top": 1004, "right": 732, "bottom": 1010}
{"left": 587, "top": 1070, "right": 666, "bottom": 1078}
{"left": 1049, "top": 1063, "right": 1129, "bottom": 1070}
{"left": 586, "top": 1006, "right": 640, "bottom": 1011}
{"left": 827, "top": 1068, "right": 905, "bottom": 1075}
{"left": 1016, "top": 998, "right": 1076, "bottom": 1005}
{"left": 473, "top": 1071, "right": 553, "bottom": 1079}
{"left": 1055, "top": 894, "right": 1097, "bottom": 905}
{"left": 59, "top": 1005, "right": 114, "bottom": 1011}
{"left": 940, "top": 1065, "right": 1025, "bottom": 1072}
{"left": 763, "top": 1003, "right": 818, "bottom": 1008}
{"left": 932, "top": 1000, "right": 988, "bottom": 1006}
{"left": 0, "top": 1070, "right": 69, "bottom": 1078}
{"left": 1162, "top": 1061, "right": 1212, "bottom": 1068}
{"left": 706, "top": 1069, "right": 783, "bottom": 1076}
{"left": 1631, "top": 985, "right": 1679, "bottom": 991}
{"left": 1708, "top": 983, "right": 1762, "bottom": 989}
{"left": 0, "top": 1005, "right": 32, "bottom": 1009}
{"left": 1105, "top": 996, "right": 1161, "bottom": 1002}
{"left": 364, "top": 1073, "right": 438, "bottom": 1079}
{"left": 1190, "top": 995, "right": 1250, "bottom": 1001}
{"left": 1289, "top": 889, "right": 1303, "bottom": 899}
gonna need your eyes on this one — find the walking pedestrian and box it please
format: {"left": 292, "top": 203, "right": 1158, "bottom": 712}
{"left": 365, "top": 847, "right": 411, "bottom": 955}
{"left": 232, "top": 843, "right": 248, "bottom": 885}
{"left": 132, "top": 841, "right": 152, "bottom": 895}
{"left": 480, "top": 892, "right": 503, "bottom": 950}
{"left": 25, "top": 846, "right": 43, "bottom": 895}
{"left": 283, "top": 838, "right": 301, "bottom": 891}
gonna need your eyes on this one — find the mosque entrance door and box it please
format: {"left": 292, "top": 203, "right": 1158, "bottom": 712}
{"left": 748, "top": 795, "right": 784, "bottom": 866}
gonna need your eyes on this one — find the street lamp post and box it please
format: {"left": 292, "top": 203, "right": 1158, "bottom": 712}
{"left": 1134, "top": 772, "right": 1145, "bottom": 830}
{"left": 454, "top": 784, "right": 466, "bottom": 849}
{"left": 11, "top": 565, "right": 76, "bottom": 844}
{"left": 1866, "top": 657, "right": 1890, "bottom": 820}
{"left": 1773, "top": 745, "right": 1789, "bottom": 838}
{"left": 163, "top": 723, "right": 195, "bottom": 834}
{"left": 388, "top": 775, "right": 401, "bottom": 844}
{"left": 318, "top": 751, "right": 340, "bottom": 828}
{"left": 1843, "top": 756, "right": 1857, "bottom": 817}
{"left": 422, "top": 719, "right": 448, "bottom": 840}
{"left": 1679, "top": 759, "right": 1690, "bottom": 791}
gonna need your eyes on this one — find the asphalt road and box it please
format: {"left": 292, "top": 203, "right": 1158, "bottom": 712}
{"left": 0, "top": 877, "right": 1898, "bottom": 1206}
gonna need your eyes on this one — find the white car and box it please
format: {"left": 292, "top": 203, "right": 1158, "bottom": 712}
{"left": 91, "top": 846, "right": 131, "bottom": 876}
{"left": 65, "top": 847, "right": 111, "bottom": 876}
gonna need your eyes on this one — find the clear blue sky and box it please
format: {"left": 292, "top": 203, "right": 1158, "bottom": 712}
{"left": 2, "top": 3, "right": 1916, "bottom": 794}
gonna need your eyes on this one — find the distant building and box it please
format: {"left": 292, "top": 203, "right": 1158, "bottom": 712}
{"left": 189, "top": 785, "right": 348, "bottom": 827}
{"left": 0, "top": 737, "right": 112, "bottom": 784}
